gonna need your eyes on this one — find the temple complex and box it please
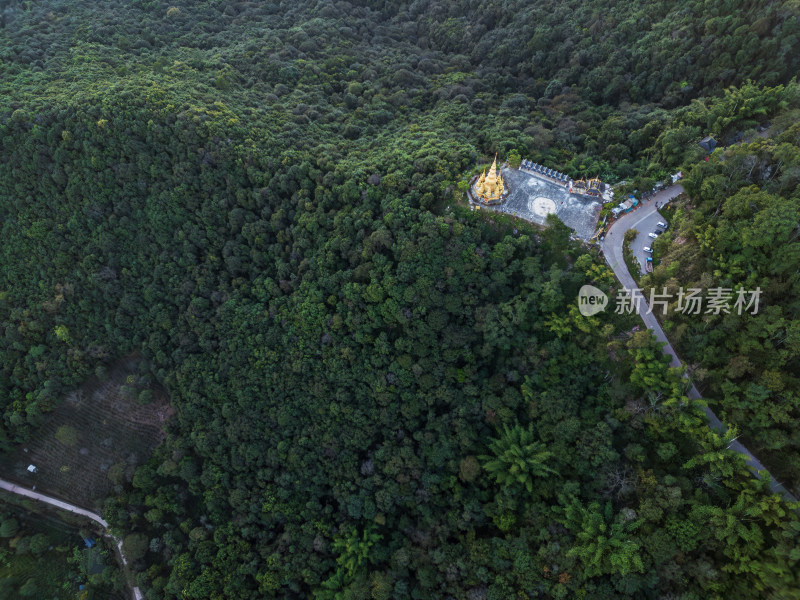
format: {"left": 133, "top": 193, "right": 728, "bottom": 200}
{"left": 472, "top": 154, "right": 506, "bottom": 204}
{"left": 467, "top": 155, "right": 606, "bottom": 240}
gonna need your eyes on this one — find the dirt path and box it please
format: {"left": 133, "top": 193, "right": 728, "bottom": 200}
{"left": 600, "top": 185, "right": 797, "bottom": 502}
{"left": 0, "top": 478, "right": 144, "bottom": 600}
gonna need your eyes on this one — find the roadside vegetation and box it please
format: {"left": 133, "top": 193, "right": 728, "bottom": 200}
{"left": 622, "top": 229, "right": 642, "bottom": 282}
{"left": 0, "top": 494, "right": 123, "bottom": 599}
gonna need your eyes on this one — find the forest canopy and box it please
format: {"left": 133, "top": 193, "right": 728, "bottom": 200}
{"left": 1, "top": 0, "right": 799, "bottom": 599}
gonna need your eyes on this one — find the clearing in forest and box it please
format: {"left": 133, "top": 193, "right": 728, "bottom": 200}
{"left": 0, "top": 356, "right": 172, "bottom": 512}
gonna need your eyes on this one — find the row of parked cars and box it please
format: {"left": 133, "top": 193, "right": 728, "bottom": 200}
{"left": 643, "top": 221, "right": 669, "bottom": 271}
{"left": 645, "top": 221, "right": 669, "bottom": 246}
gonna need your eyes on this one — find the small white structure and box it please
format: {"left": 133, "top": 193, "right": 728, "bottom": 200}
{"left": 27, "top": 464, "right": 37, "bottom": 473}
{"left": 671, "top": 171, "right": 683, "bottom": 184}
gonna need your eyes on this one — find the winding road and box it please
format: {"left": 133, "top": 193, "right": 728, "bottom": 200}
{"left": 599, "top": 185, "right": 797, "bottom": 501}
{"left": 0, "top": 478, "right": 144, "bottom": 600}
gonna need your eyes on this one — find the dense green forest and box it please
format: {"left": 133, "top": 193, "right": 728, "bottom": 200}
{"left": 2, "top": 0, "right": 800, "bottom": 598}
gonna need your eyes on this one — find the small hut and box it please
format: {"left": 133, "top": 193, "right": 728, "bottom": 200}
{"left": 698, "top": 136, "right": 717, "bottom": 153}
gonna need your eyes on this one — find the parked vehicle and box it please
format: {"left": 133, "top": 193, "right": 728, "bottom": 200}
{"left": 643, "top": 246, "right": 653, "bottom": 253}
{"left": 657, "top": 221, "right": 668, "bottom": 229}
{"left": 648, "top": 232, "right": 658, "bottom": 239}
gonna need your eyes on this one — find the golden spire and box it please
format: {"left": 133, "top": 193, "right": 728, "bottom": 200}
{"left": 472, "top": 154, "right": 505, "bottom": 203}
{"left": 485, "top": 155, "right": 497, "bottom": 185}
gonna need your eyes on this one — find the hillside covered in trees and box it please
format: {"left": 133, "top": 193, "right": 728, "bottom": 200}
{"left": 1, "top": 0, "right": 800, "bottom": 598}
{"left": 643, "top": 111, "right": 800, "bottom": 495}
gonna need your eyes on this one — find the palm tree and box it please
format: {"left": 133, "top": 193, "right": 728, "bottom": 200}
{"left": 480, "top": 423, "right": 556, "bottom": 494}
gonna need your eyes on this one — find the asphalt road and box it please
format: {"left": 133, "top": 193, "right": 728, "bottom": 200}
{"left": 600, "top": 185, "right": 683, "bottom": 280}
{"left": 600, "top": 185, "right": 797, "bottom": 501}
{"left": 0, "top": 478, "right": 144, "bottom": 600}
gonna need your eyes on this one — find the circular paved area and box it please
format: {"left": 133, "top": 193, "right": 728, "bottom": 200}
{"left": 530, "top": 196, "right": 556, "bottom": 218}
{"left": 495, "top": 168, "right": 602, "bottom": 239}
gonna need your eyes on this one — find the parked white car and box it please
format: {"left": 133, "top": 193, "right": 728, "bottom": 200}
{"left": 648, "top": 232, "right": 658, "bottom": 239}
{"left": 657, "top": 221, "right": 668, "bottom": 230}
{"left": 643, "top": 246, "right": 653, "bottom": 253}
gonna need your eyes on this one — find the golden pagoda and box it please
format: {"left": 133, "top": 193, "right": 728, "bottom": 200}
{"left": 474, "top": 154, "right": 505, "bottom": 202}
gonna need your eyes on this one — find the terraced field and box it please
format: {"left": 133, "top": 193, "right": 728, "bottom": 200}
{"left": 0, "top": 356, "right": 172, "bottom": 512}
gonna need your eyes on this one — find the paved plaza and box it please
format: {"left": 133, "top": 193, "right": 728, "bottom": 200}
{"left": 487, "top": 167, "right": 603, "bottom": 240}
